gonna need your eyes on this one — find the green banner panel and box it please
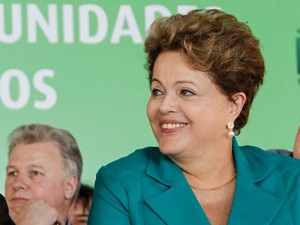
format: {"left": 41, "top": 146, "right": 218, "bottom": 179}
{"left": 0, "top": 0, "right": 299, "bottom": 192}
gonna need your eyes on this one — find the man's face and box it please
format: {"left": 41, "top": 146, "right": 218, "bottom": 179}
{"left": 68, "top": 200, "right": 90, "bottom": 225}
{"left": 5, "top": 141, "right": 69, "bottom": 219}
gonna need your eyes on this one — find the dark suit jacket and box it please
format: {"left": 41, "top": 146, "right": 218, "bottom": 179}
{"left": 0, "top": 194, "right": 14, "bottom": 225}
{"left": 88, "top": 138, "right": 300, "bottom": 225}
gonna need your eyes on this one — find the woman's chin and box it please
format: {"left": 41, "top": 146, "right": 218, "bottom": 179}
{"left": 158, "top": 144, "right": 182, "bottom": 156}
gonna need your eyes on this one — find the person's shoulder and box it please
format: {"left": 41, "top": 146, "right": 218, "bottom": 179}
{"left": 105, "top": 146, "right": 158, "bottom": 168}
{"left": 241, "top": 144, "right": 300, "bottom": 208}
{"left": 0, "top": 194, "right": 9, "bottom": 214}
{"left": 97, "top": 146, "right": 159, "bottom": 178}
{"left": 266, "top": 149, "right": 293, "bottom": 157}
{"left": 240, "top": 144, "right": 300, "bottom": 173}
{"left": 0, "top": 194, "right": 15, "bottom": 225}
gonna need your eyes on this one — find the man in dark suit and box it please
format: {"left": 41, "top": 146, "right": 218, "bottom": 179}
{"left": 0, "top": 194, "right": 14, "bottom": 225}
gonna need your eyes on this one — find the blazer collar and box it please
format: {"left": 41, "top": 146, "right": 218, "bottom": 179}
{"left": 145, "top": 149, "right": 210, "bottom": 225}
{"left": 228, "top": 138, "right": 290, "bottom": 224}
{"left": 232, "top": 138, "right": 275, "bottom": 181}
{"left": 144, "top": 140, "right": 291, "bottom": 225}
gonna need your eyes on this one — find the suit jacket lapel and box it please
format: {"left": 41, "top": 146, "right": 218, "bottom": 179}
{"left": 228, "top": 139, "right": 293, "bottom": 225}
{"left": 143, "top": 149, "right": 209, "bottom": 225}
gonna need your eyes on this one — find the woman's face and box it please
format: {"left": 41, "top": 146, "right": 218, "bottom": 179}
{"left": 147, "top": 51, "right": 234, "bottom": 157}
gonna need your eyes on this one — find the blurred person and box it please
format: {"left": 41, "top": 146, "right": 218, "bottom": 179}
{"left": 88, "top": 9, "right": 300, "bottom": 225}
{"left": 293, "top": 126, "right": 300, "bottom": 158}
{"left": 68, "top": 183, "right": 94, "bottom": 225}
{"left": 267, "top": 126, "right": 300, "bottom": 158}
{"left": 5, "top": 124, "right": 83, "bottom": 225}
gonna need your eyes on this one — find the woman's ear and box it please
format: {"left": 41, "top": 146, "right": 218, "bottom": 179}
{"left": 230, "top": 92, "right": 246, "bottom": 119}
{"left": 64, "top": 175, "right": 78, "bottom": 200}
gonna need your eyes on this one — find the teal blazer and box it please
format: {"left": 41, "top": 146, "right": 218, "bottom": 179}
{"left": 88, "top": 139, "right": 300, "bottom": 225}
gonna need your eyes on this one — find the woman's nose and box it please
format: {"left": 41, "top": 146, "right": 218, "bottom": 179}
{"left": 159, "top": 94, "right": 177, "bottom": 114}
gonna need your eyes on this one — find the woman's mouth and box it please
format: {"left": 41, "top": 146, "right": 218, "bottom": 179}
{"left": 161, "top": 123, "right": 187, "bottom": 129}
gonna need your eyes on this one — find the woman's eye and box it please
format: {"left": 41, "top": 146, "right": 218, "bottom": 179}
{"left": 152, "top": 88, "right": 163, "bottom": 96}
{"left": 181, "top": 89, "right": 195, "bottom": 96}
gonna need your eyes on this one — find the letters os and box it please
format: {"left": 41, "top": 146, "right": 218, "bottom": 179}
{"left": 0, "top": 69, "right": 57, "bottom": 110}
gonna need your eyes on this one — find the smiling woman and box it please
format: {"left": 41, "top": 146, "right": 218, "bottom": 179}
{"left": 88, "top": 9, "right": 300, "bottom": 225}
{"left": 146, "top": 51, "right": 241, "bottom": 158}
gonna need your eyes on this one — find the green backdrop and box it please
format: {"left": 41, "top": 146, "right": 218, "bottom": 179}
{"left": 0, "top": 0, "right": 299, "bottom": 193}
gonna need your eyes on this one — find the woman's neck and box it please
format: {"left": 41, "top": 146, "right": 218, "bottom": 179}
{"left": 169, "top": 140, "right": 235, "bottom": 189}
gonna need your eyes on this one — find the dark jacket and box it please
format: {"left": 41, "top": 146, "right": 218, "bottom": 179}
{"left": 0, "top": 194, "right": 14, "bottom": 225}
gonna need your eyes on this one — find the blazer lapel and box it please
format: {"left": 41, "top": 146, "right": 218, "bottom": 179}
{"left": 228, "top": 139, "right": 293, "bottom": 225}
{"left": 142, "top": 142, "right": 294, "bottom": 225}
{"left": 143, "top": 149, "right": 210, "bottom": 225}
{"left": 228, "top": 175, "right": 286, "bottom": 224}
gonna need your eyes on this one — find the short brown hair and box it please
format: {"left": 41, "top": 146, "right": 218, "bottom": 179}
{"left": 144, "top": 9, "right": 265, "bottom": 134}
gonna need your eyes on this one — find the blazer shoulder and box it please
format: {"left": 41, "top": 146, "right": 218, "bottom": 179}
{"left": 240, "top": 144, "right": 300, "bottom": 176}
{"left": 97, "top": 146, "right": 158, "bottom": 179}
